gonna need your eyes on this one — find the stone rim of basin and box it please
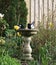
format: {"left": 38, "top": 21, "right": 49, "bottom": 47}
{"left": 18, "top": 29, "right": 37, "bottom": 37}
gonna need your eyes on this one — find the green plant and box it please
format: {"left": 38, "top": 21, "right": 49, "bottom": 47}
{"left": 19, "top": 0, "right": 28, "bottom": 28}
{"left": 0, "top": 54, "right": 21, "bottom": 65}
{"left": 0, "top": 13, "right": 9, "bottom": 36}
{"left": 5, "top": 29, "right": 15, "bottom": 38}
{"left": 39, "top": 42, "right": 51, "bottom": 65}
{"left": 0, "top": 0, "right": 28, "bottom": 28}
{"left": 0, "top": 37, "right": 5, "bottom": 45}
{"left": 0, "top": 35, "right": 23, "bottom": 59}
{"left": 27, "top": 60, "right": 38, "bottom": 65}
{"left": 0, "top": 38, "right": 22, "bottom": 59}
{"left": 31, "top": 28, "right": 56, "bottom": 65}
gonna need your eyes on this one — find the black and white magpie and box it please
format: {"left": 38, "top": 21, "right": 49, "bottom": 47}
{"left": 28, "top": 21, "right": 35, "bottom": 29}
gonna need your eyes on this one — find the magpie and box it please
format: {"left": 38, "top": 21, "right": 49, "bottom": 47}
{"left": 28, "top": 21, "right": 35, "bottom": 29}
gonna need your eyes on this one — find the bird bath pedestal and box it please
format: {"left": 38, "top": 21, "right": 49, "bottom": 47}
{"left": 18, "top": 29, "right": 37, "bottom": 61}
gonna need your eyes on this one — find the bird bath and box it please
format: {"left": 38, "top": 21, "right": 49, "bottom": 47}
{"left": 18, "top": 29, "right": 37, "bottom": 60}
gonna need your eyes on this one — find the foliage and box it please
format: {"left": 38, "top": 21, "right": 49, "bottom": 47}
{"left": 0, "top": 0, "right": 18, "bottom": 28}
{"left": 0, "top": 0, "right": 28, "bottom": 28}
{"left": 5, "top": 37, "right": 23, "bottom": 59}
{"left": 0, "top": 14, "right": 9, "bottom": 36}
{"left": 5, "top": 29, "right": 15, "bottom": 38}
{"left": 19, "top": 0, "right": 28, "bottom": 28}
{"left": 31, "top": 28, "right": 56, "bottom": 65}
{"left": 0, "top": 37, "right": 5, "bottom": 46}
{"left": 0, "top": 34, "right": 23, "bottom": 59}
{"left": 39, "top": 42, "right": 51, "bottom": 65}
{"left": 0, "top": 54, "right": 21, "bottom": 65}
{"left": 27, "top": 60, "right": 38, "bottom": 65}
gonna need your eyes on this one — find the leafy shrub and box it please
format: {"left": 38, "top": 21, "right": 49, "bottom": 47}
{"left": 0, "top": 37, "right": 6, "bottom": 55}
{"left": 0, "top": 37, "right": 5, "bottom": 45}
{"left": 31, "top": 28, "right": 56, "bottom": 64}
{"left": 19, "top": 0, "right": 28, "bottom": 28}
{"left": 0, "top": 0, "right": 28, "bottom": 28}
{"left": 27, "top": 60, "right": 38, "bottom": 65}
{"left": 0, "top": 55, "right": 21, "bottom": 65}
{"left": 5, "top": 37, "right": 23, "bottom": 59}
{"left": 5, "top": 29, "right": 15, "bottom": 38}
{"left": 0, "top": 34, "right": 23, "bottom": 59}
{"left": 0, "top": 13, "right": 9, "bottom": 36}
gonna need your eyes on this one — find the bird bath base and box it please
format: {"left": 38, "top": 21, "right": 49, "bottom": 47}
{"left": 18, "top": 29, "right": 37, "bottom": 60}
{"left": 22, "top": 37, "right": 33, "bottom": 60}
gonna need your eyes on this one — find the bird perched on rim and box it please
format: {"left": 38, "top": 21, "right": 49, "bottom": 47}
{"left": 28, "top": 21, "right": 35, "bottom": 29}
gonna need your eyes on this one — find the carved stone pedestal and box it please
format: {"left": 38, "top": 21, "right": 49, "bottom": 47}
{"left": 22, "top": 37, "right": 33, "bottom": 60}
{"left": 18, "top": 29, "right": 37, "bottom": 61}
